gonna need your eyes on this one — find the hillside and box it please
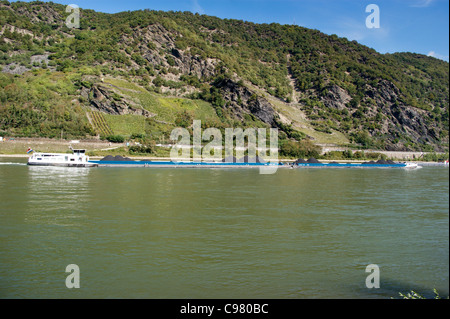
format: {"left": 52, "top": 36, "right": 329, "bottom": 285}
{"left": 0, "top": 0, "right": 448, "bottom": 155}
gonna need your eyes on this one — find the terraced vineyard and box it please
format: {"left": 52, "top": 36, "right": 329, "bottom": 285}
{"left": 89, "top": 111, "right": 114, "bottom": 137}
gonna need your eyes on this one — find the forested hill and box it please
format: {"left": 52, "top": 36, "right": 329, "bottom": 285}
{"left": 0, "top": 0, "right": 448, "bottom": 153}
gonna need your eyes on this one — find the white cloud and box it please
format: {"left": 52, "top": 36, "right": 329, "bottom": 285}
{"left": 192, "top": 0, "right": 205, "bottom": 14}
{"left": 332, "top": 17, "right": 389, "bottom": 43}
{"left": 427, "top": 51, "right": 449, "bottom": 61}
{"left": 411, "top": 0, "right": 435, "bottom": 8}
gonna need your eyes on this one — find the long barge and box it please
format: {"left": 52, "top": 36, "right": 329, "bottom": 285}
{"left": 89, "top": 160, "right": 418, "bottom": 169}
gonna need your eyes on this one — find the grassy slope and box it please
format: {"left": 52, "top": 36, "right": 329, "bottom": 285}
{"left": 103, "top": 77, "right": 222, "bottom": 136}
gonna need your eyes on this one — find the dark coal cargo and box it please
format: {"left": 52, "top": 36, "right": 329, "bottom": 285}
{"left": 100, "top": 155, "right": 133, "bottom": 162}
{"left": 362, "top": 159, "right": 398, "bottom": 165}
{"left": 293, "top": 159, "right": 308, "bottom": 164}
{"left": 293, "top": 158, "right": 322, "bottom": 164}
{"left": 307, "top": 158, "right": 322, "bottom": 164}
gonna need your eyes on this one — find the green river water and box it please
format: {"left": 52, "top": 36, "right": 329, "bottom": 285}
{"left": 0, "top": 158, "right": 448, "bottom": 299}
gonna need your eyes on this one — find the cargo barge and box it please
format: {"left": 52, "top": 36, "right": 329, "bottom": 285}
{"left": 90, "top": 161, "right": 417, "bottom": 169}
{"left": 89, "top": 156, "right": 418, "bottom": 169}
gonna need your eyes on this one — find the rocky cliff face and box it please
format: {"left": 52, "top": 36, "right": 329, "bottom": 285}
{"left": 366, "top": 80, "right": 438, "bottom": 150}
{"left": 88, "top": 85, "right": 154, "bottom": 118}
{"left": 126, "top": 24, "right": 220, "bottom": 79}
{"left": 304, "top": 79, "right": 447, "bottom": 151}
{"left": 215, "top": 78, "right": 275, "bottom": 125}
{"left": 321, "top": 85, "right": 351, "bottom": 110}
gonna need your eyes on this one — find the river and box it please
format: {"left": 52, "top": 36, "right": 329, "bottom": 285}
{"left": 0, "top": 158, "right": 448, "bottom": 299}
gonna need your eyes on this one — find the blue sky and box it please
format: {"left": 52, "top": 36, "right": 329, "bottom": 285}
{"left": 12, "top": 0, "right": 450, "bottom": 61}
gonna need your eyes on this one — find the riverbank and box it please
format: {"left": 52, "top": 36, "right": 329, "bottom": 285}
{"left": 0, "top": 137, "right": 113, "bottom": 154}
{"left": 0, "top": 137, "right": 448, "bottom": 163}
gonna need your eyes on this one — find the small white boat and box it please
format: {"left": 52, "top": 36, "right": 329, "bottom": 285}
{"left": 404, "top": 162, "right": 419, "bottom": 169}
{"left": 28, "top": 149, "right": 98, "bottom": 167}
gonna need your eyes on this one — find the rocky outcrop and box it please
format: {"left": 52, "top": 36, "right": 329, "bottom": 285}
{"left": 132, "top": 24, "right": 220, "bottom": 79}
{"left": 2, "top": 54, "right": 50, "bottom": 75}
{"left": 143, "top": 48, "right": 219, "bottom": 79}
{"left": 383, "top": 103, "right": 434, "bottom": 149}
{"left": 214, "top": 78, "right": 275, "bottom": 125}
{"left": 365, "top": 80, "right": 399, "bottom": 103}
{"left": 321, "top": 85, "right": 351, "bottom": 110}
{"left": 311, "top": 79, "right": 443, "bottom": 151}
{"left": 174, "top": 51, "right": 219, "bottom": 79}
{"left": 2, "top": 63, "right": 29, "bottom": 75}
{"left": 363, "top": 80, "right": 441, "bottom": 150}
{"left": 15, "top": 4, "right": 63, "bottom": 25}
{"left": 89, "top": 85, "right": 154, "bottom": 118}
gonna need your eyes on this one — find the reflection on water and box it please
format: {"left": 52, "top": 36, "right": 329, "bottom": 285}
{"left": 25, "top": 166, "right": 91, "bottom": 227}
